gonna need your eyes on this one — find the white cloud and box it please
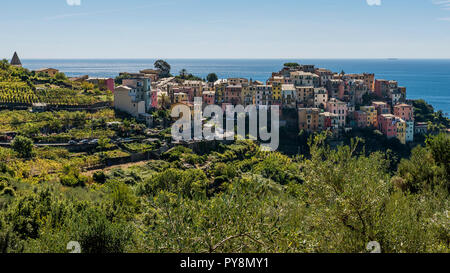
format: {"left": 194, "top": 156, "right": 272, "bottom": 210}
{"left": 438, "top": 17, "right": 450, "bottom": 21}
{"left": 433, "top": 0, "right": 450, "bottom": 10}
{"left": 66, "top": 0, "right": 81, "bottom": 6}
{"left": 366, "top": 0, "right": 381, "bottom": 6}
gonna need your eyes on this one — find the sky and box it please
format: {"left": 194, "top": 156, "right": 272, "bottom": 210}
{"left": 1, "top": 0, "right": 450, "bottom": 59}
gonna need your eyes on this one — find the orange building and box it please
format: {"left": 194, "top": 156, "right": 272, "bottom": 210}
{"left": 298, "top": 108, "right": 320, "bottom": 132}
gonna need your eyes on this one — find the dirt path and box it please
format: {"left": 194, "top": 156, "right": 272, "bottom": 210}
{"left": 82, "top": 160, "right": 152, "bottom": 176}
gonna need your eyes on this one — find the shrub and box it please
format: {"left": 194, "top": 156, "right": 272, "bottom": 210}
{"left": 74, "top": 209, "right": 133, "bottom": 253}
{"left": 11, "top": 136, "right": 34, "bottom": 158}
{"left": 93, "top": 171, "right": 107, "bottom": 184}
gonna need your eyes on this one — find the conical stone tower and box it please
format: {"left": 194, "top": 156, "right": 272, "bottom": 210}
{"left": 10, "top": 52, "right": 22, "bottom": 67}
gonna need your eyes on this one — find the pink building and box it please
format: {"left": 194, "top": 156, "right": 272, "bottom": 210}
{"left": 87, "top": 78, "right": 115, "bottom": 92}
{"left": 202, "top": 91, "right": 215, "bottom": 105}
{"left": 173, "top": 87, "right": 194, "bottom": 103}
{"left": 375, "top": 79, "right": 390, "bottom": 98}
{"left": 372, "top": 101, "right": 390, "bottom": 116}
{"left": 151, "top": 90, "right": 159, "bottom": 108}
{"left": 225, "top": 85, "right": 242, "bottom": 105}
{"left": 326, "top": 98, "right": 348, "bottom": 128}
{"left": 354, "top": 110, "right": 368, "bottom": 128}
{"left": 378, "top": 114, "right": 397, "bottom": 138}
{"left": 394, "top": 103, "right": 414, "bottom": 121}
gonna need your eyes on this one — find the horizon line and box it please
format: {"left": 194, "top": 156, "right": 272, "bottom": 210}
{"left": 13, "top": 57, "right": 450, "bottom": 61}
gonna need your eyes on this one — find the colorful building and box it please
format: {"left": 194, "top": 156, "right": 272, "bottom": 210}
{"left": 225, "top": 85, "right": 242, "bottom": 105}
{"left": 202, "top": 91, "right": 215, "bottom": 105}
{"left": 375, "top": 79, "right": 390, "bottom": 98}
{"left": 34, "top": 68, "right": 60, "bottom": 77}
{"left": 214, "top": 79, "right": 227, "bottom": 105}
{"left": 228, "top": 78, "right": 249, "bottom": 86}
{"left": 281, "top": 84, "right": 296, "bottom": 107}
{"left": 395, "top": 118, "right": 407, "bottom": 144}
{"left": 326, "top": 98, "right": 348, "bottom": 128}
{"left": 290, "top": 71, "right": 319, "bottom": 87}
{"left": 372, "top": 101, "right": 390, "bottom": 117}
{"left": 295, "top": 86, "right": 314, "bottom": 106}
{"left": 298, "top": 108, "right": 320, "bottom": 132}
{"left": 114, "top": 86, "right": 146, "bottom": 118}
{"left": 314, "top": 68, "right": 334, "bottom": 87}
{"left": 120, "top": 76, "right": 152, "bottom": 112}
{"left": 394, "top": 103, "right": 414, "bottom": 121}
{"left": 184, "top": 80, "right": 203, "bottom": 98}
{"left": 360, "top": 106, "right": 377, "bottom": 127}
{"left": 378, "top": 114, "right": 397, "bottom": 139}
{"left": 319, "top": 112, "right": 338, "bottom": 130}
{"left": 87, "top": 77, "right": 115, "bottom": 92}
{"left": 271, "top": 82, "right": 282, "bottom": 103}
{"left": 242, "top": 85, "right": 255, "bottom": 106}
{"left": 405, "top": 121, "right": 414, "bottom": 143}
{"left": 354, "top": 110, "right": 369, "bottom": 128}
{"left": 314, "top": 87, "right": 328, "bottom": 109}
{"left": 174, "top": 92, "right": 188, "bottom": 104}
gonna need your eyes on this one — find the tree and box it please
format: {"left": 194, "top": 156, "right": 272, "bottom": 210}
{"left": 154, "top": 60, "right": 171, "bottom": 78}
{"left": 207, "top": 73, "right": 218, "bottom": 83}
{"left": 179, "top": 69, "right": 188, "bottom": 79}
{"left": 11, "top": 136, "right": 33, "bottom": 158}
{"left": 55, "top": 72, "right": 67, "bottom": 81}
{"left": 115, "top": 73, "right": 130, "bottom": 85}
{"left": 81, "top": 81, "right": 95, "bottom": 91}
{"left": 284, "top": 63, "right": 300, "bottom": 68}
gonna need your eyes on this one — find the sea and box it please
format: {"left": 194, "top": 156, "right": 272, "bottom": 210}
{"left": 21, "top": 59, "right": 450, "bottom": 115}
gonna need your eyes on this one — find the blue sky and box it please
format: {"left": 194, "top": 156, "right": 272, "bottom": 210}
{"left": 1, "top": 0, "right": 450, "bottom": 59}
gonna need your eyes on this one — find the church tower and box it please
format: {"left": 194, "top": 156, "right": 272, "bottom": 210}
{"left": 10, "top": 52, "right": 22, "bottom": 67}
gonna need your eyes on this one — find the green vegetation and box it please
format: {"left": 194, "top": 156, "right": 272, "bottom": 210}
{"left": 0, "top": 58, "right": 448, "bottom": 254}
{"left": 0, "top": 60, "right": 112, "bottom": 106}
{"left": 154, "top": 60, "right": 171, "bottom": 78}
{"left": 0, "top": 133, "right": 448, "bottom": 253}
{"left": 207, "top": 73, "right": 218, "bottom": 83}
{"left": 413, "top": 99, "right": 449, "bottom": 132}
{"left": 175, "top": 69, "right": 203, "bottom": 81}
{"left": 283, "top": 62, "right": 300, "bottom": 68}
{"left": 0, "top": 109, "right": 145, "bottom": 143}
{"left": 11, "top": 136, "right": 33, "bottom": 158}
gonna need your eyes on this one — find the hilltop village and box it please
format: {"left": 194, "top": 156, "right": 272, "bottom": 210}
{"left": 110, "top": 61, "right": 417, "bottom": 144}
{"left": 3, "top": 52, "right": 445, "bottom": 148}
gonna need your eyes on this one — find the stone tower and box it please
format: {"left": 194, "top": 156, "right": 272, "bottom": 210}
{"left": 10, "top": 52, "right": 22, "bottom": 67}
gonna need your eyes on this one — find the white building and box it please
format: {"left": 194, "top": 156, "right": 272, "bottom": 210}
{"left": 406, "top": 120, "right": 414, "bottom": 143}
{"left": 114, "top": 86, "right": 146, "bottom": 118}
{"left": 314, "top": 87, "right": 328, "bottom": 109}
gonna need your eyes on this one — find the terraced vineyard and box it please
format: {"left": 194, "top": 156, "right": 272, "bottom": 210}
{"left": 0, "top": 82, "right": 110, "bottom": 105}
{"left": 0, "top": 82, "right": 38, "bottom": 104}
{"left": 0, "top": 63, "right": 112, "bottom": 106}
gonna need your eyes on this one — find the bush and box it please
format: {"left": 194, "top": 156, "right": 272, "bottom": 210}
{"left": 1, "top": 187, "right": 15, "bottom": 196}
{"left": 74, "top": 209, "right": 133, "bottom": 253}
{"left": 11, "top": 136, "right": 34, "bottom": 158}
{"left": 93, "top": 171, "right": 107, "bottom": 184}
{"left": 60, "top": 174, "right": 87, "bottom": 187}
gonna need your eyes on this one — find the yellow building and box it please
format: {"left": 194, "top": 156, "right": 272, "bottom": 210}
{"left": 241, "top": 85, "right": 255, "bottom": 106}
{"left": 174, "top": 92, "right": 188, "bottom": 104}
{"left": 271, "top": 82, "right": 282, "bottom": 103}
{"left": 296, "top": 86, "right": 315, "bottom": 106}
{"left": 298, "top": 108, "right": 320, "bottom": 132}
{"left": 396, "top": 118, "right": 407, "bottom": 144}
{"left": 34, "top": 68, "right": 60, "bottom": 77}
{"left": 214, "top": 81, "right": 227, "bottom": 104}
{"left": 360, "top": 106, "right": 377, "bottom": 127}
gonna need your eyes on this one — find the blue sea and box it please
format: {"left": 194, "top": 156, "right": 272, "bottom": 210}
{"left": 21, "top": 59, "right": 450, "bottom": 115}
